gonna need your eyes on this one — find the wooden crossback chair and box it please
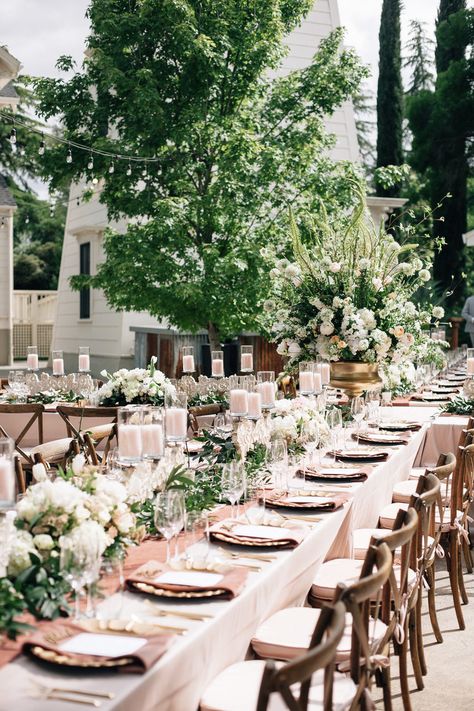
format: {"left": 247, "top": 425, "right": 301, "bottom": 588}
{"left": 57, "top": 405, "right": 117, "bottom": 462}
{"left": 188, "top": 404, "right": 225, "bottom": 435}
{"left": 0, "top": 403, "right": 44, "bottom": 461}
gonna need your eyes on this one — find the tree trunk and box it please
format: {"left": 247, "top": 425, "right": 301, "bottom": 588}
{"left": 207, "top": 322, "right": 221, "bottom": 353}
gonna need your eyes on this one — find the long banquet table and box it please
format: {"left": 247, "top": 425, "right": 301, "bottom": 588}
{"left": 0, "top": 423, "right": 429, "bottom": 711}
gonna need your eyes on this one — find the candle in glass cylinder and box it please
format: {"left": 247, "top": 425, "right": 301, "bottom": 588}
{"left": 468, "top": 358, "right": 474, "bottom": 375}
{"left": 241, "top": 353, "right": 253, "bottom": 372}
{"left": 247, "top": 391, "right": 262, "bottom": 418}
{"left": 141, "top": 424, "right": 164, "bottom": 458}
{"left": 166, "top": 408, "right": 188, "bottom": 440}
{"left": 313, "top": 372, "right": 322, "bottom": 394}
{"left": 320, "top": 363, "right": 331, "bottom": 385}
{"left": 52, "top": 358, "right": 64, "bottom": 376}
{"left": 299, "top": 371, "right": 314, "bottom": 394}
{"left": 258, "top": 381, "right": 275, "bottom": 408}
{"left": 183, "top": 354, "right": 195, "bottom": 373}
{"left": 230, "top": 389, "right": 249, "bottom": 416}
{"left": 78, "top": 354, "right": 90, "bottom": 372}
{"left": 212, "top": 358, "right": 224, "bottom": 377}
{"left": 0, "top": 458, "right": 15, "bottom": 506}
{"left": 27, "top": 353, "right": 39, "bottom": 370}
{"left": 118, "top": 424, "right": 142, "bottom": 461}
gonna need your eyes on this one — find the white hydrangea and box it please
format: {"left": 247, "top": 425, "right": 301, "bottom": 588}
{"left": 8, "top": 530, "right": 38, "bottom": 577}
{"left": 432, "top": 306, "right": 444, "bottom": 319}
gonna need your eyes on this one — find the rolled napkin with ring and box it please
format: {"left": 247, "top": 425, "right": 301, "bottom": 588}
{"left": 126, "top": 559, "right": 248, "bottom": 600}
{"left": 22, "top": 621, "right": 174, "bottom": 673}
{"left": 209, "top": 519, "right": 306, "bottom": 548}
{"left": 262, "top": 489, "right": 349, "bottom": 511}
{"left": 296, "top": 465, "right": 370, "bottom": 482}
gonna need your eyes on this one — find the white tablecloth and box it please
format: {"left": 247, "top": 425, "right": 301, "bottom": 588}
{"left": 0, "top": 425, "right": 428, "bottom": 711}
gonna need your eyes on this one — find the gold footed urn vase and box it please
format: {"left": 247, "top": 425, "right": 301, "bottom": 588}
{"left": 329, "top": 362, "right": 382, "bottom": 399}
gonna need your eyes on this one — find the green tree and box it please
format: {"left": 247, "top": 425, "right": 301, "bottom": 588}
{"left": 376, "top": 0, "right": 403, "bottom": 197}
{"left": 353, "top": 87, "right": 376, "bottom": 176}
{"left": 33, "top": 0, "right": 367, "bottom": 349}
{"left": 406, "top": 1, "right": 473, "bottom": 311}
{"left": 403, "top": 20, "right": 435, "bottom": 96}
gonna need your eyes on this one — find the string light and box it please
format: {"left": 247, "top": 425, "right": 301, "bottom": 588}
{"left": 19, "top": 146, "right": 25, "bottom": 156}
{"left": 126, "top": 163, "right": 132, "bottom": 176}
{"left": 66, "top": 148, "right": 72, "bottom": 164}
{"left": 25, "top": 216, "right": 29, "bottom": 224}
{"left": 92, "top": 176, "right": 99, "bottom": 185}
{"left": 38, "top": 134, "right": 45, "bottom": 155}
{"left": 108, "top": 162, "right": 115, "bottom": 174}
{"left": 9, "top": 127, "right": 16, "bottom": 145}
{"left": 87, "top": 153, "right": 94, "bottom": 170}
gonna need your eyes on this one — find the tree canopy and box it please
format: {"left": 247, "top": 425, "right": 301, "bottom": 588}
{"left": 33, "top": 0, "right": 367, "bottom": 347}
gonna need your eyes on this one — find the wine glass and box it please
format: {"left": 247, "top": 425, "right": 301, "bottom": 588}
{"left": 350, "top": 396, "right": 366, "bottom": 445}
{"left": 221, "top": 462, "right": 246, "bottom": 518}
{"left": 213, "top": 412, "right": 232, "bottom": 437}
{"left": 154, "top": 491, "right": 185, "bottom": 563}
{"left": 267, "top": 438, "right": 288, "bottom": 492}
{"left": 60, "top": 544, "right": 89, "bottom": 621}
{"left": 303, "top": 420, "right": 320, "bottom": 483}
{"left": 326, "top": 407, "right": 343, "bottom": 462}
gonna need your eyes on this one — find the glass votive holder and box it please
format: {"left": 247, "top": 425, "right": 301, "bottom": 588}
{"left": 52, "top": 349, "right": 64, "bottom": 376}
{"left": 141, "top": 407, "right": 165, "bottom": 459}
{"left": 211, "top": 350, "right": 224, "bottom": 378}
{"left": 247, "top": 387, "right": 262, "bottom": 420}
{"left": 117, "top": 406, "right": 143, "bottom": 463}
{"left": 26, "top": 345, "right": 39, "bottom": 371}
{"left": 240, "top": 345, "right": 254, "bottom": 373}
{"left": 0, "top": 437, "right": 15, "bottom": 509}
{"left": 320, "top": 361, "right": 331, "bottom": 386}
{"left": 299, "top": 362, "right": 315, "bottom": 395}
{"left": 229, "top": 388, "right": 249, "bottom": 417}
{"left": 309, "top": 362, "right": 322, "bottom": 394}
{"left": 78, "top": 346, "right": 90, "bottom": 373}
{"left": 182, "top": 346, "right": 195, "bottom": 374}
{"left": 467, "top": 348, "right": 474, "bottom": 376}
{"left": 165, "top": 391, "right": 188, "bottom": 443}
{"left": 256, "top": 371, "right": 276, "bottom": 409}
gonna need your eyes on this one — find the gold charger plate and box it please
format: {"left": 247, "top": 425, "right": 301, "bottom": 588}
{"left": 30, "top": 645, "right": 133, "bottom": 669}
{"left": 210, "top": 531, "right": 291, "bottom": 548}
{"left": 131, "top": 581, "right": 227, "bottom": 599}
{"left": 356, "top": 433, "right": 406, "bottom": 445}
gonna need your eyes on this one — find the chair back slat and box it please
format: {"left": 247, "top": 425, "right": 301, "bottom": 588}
{"left": 0, "top": 404, "right": 45, "bottom": 457}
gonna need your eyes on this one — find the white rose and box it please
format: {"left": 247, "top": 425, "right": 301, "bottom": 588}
{"left": 288, "top": 342, "right": 301, "bottom": 357}
{"left": 114, "top": 511, "right": 134, "bottom": 534}
{"left": 419, "top": 269, "right": 430, "bottom": 282}
{"left": 320, "top": 322, "right": 334, "bottom": 336}
{"left": 432, "top": 306, "right": 444, "bottom": 319}
{"left": 33, "top": 534, "right": 54, "bottom": 551}
{"left": 71, "top": 453, "right": 86, "bottom": 475}
{"left": 32, "top": 462, "right": 48, "bottom": 482}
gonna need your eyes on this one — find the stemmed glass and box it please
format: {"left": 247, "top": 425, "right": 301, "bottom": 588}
{"left": 303, "top": 420, "right": 320, "bottom": 483}
{"left": 326, "top": 407, "right": 342, "bottom": 462}
{"left": 154, "top": 491, "right": 185, "bottom": 563}
{"left": 267, "top": 438, "right": 288, "bottom": 492}
{"left": 221, "top": 462, "right": 246, "bottom": 518}
{"left": 350, "top": 396, "right": 366, "bottom": 445}
{"left": 60, "top": 545, "right": 89, "bottom": 622}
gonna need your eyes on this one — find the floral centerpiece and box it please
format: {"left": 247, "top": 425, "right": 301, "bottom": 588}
{"left": 262, "top": 184, "right": 445, "bottom": 394}
{"left": 98, "top": 356, "right": 175, "bottom": 406}
{"left": 268, "top": 398, "right": 330, "bottom": 454}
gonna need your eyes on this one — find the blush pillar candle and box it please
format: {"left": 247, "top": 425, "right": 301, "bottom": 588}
{"left": 230, "top": 389, "right": 249, "bottom": 416}
{"left": 467, "top": 348, "right": 474, "bottom": 375}
{"left": 142, "top": 407, "right": 165, "bottom": 459}
{"left": 247, "top": 391, "right": 262, "bottom": 419}
{"left": 27, "top": 346, "right": 39, "bottom": 371}
{"left": 313, "top": 372, "right": 322, "bottom": 394}
{"left": 257, "top": 371, "right": 276, "bottom": 409}
{"left": 320, "top": 363, "right": 331, "bottom": 386}
{"left": 78, "top": 346, "right": 90, "bottom": 373}
{"left": 182, "top": 346, "right": 195, "bottom": 374}
{"left": 166, "top": 408, "right": 188, "bottom": 442}
{"left": 0, "top": 437, "right": 15, "bottom": 509}
{"left": 52, "top": 350, "right": 64, "bottom": 376}
{"left": 118, "top": 424, "right": 143, "bottom": 462}
{"left": 299, "top": 362, "right": 314, "bottom": 395}
{"left": 240, "top": 345, "right": 254, "bottom": 373}
{"left": 211, "top": 350, "right": 224, "bottom": 377}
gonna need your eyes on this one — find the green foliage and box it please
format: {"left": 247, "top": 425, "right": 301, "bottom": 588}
{"left": 34, "top": 0, "right": 367, "bottom": 344}
{"left": 403, "top": 20, "right": 435, "bottom": 95}
{"left": 13, "top": 553, "right": 70, "bottom": 621}
{"left": 376, "top": 0, "right": 403, "bottom": 196}
{"left": 0, "top": 578, "right": 32, "bottom": 640}
{"left": 441, "top": 395, "right": 474, "bottom": 415}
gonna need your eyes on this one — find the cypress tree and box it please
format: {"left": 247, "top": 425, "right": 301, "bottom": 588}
{"left": 376, "top": 0, "right": 403, "bottom": 196}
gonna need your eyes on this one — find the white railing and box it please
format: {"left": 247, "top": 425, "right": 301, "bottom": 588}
{"left": 13, "top": 290, "right": 57, "bottom": 325}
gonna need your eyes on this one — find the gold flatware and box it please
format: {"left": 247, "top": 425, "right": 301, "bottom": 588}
{"left": 30, "top": 681, "right": 115, "bottom": 700}
{"left": 229, "top": 561, "right": 262, "bottom": 571}
{"left": 29, "top": 691, "right": 101, "bottom": 707}
{"left": 149, "top": 606, "right": 214, "bottom": 621}
{"left": 230, "top": 552, "right": 277, "bottom": 562}
{"left": 282, "top": 514, "right": 323, "bottom": 523}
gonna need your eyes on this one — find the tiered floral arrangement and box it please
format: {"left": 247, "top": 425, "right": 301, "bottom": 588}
{"left": 98, "top": 357, "right": 176, "bottom": 406}
{"left": 262, "top": 184, "right": 445, "bottom": 369}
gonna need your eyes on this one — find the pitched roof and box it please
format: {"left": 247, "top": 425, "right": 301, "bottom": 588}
{"left": 0, "top": 174, "right": 16, "bottom": 207}
{"left": 0, "top": 81, "right": 18, "bottom": 99}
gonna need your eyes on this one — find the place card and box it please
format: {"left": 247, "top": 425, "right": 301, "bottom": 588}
{"left": 231, "top": 524, "right": 294, "bottom": 540}
{"left": 154, "top": 571, "right": 224, "bottom": 587}
{"left": 59, "top": 632, "right": 147, "bottom": 658}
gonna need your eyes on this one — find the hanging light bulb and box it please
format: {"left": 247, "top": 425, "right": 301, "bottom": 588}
{"left": 87, "top": 154, "right": 94, "bottom": 170}
{"left": 108, "top": 162, "right": 115, "bottom": 174}
{"left": 9, "top": 127, "right": 16, "bottom": 145}
{"left": 126, "top": 163, "right": 132, "bottom": 176}
{"left": 25, "top": 216, "right": 30, "bottom": 224}
{"left": 66, "top": 148, "right": 72, "bottom": 164}
{"left": 19, "top": 145, "right": 25, "bottom": 156}
{"left": 92, "top": 176, "right": 99, "bottom": 185}
{"left": 38, "top": 135, "right": 45, "bottom": 155}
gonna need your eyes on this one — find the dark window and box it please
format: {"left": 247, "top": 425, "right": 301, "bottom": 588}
{"left": 79, "top": 242, "right": 91, "bottom": 319}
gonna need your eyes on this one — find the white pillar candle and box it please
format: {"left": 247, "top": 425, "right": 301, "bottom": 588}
{"left": 141, "top": 423, "right": 164, "bottom": 458}
{"left": 27, "top": 353, "right": 39, "bottom": 370}
{"left": 183, "top": 354, "right": 195, "bottom": 372}
{"left": 321, "top": 363, "right": 331, "bottom": 385}
{"left": 247, "top": 391, "right": 262, "bottom": 418}
{"left": 257, "top": 381, "right": 275, "bottom": 408}
{"left": 118, "top": 424, "right": 142, "bottom": 460}
{"left": 313, "top": 372, "right": 322, "bottom": 394}
{"left": 230, "top": 389, "right": 249, "bottom": 415}
{"left": 52, "top": 358, "right": 64, "bottom": 376}
{"left": 299, "top": 371, "right": 314, "bottom": 393}
{"left": 166, "top": 407, "right": 188, "bottom": 440}
{"left": 212, "top": 358, "right": 224, "bottom": 377}
{"left": 78, "top": 354, "right": 90, "bottom": 372}
{"left": 0, "top": 458, "right": 15, "bottom": 504}
{"left": 241, "top": 353, "right": 253, "bottom": 371}
{"left": 467, "top": 358, "right": 474, "bottom": 375}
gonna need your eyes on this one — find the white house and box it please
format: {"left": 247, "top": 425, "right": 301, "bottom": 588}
{"left": 0, "top": 46, "right": 20, "bottom": 366}
{"left": 52, "top": 0, "right": 396, "bottom": 374}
